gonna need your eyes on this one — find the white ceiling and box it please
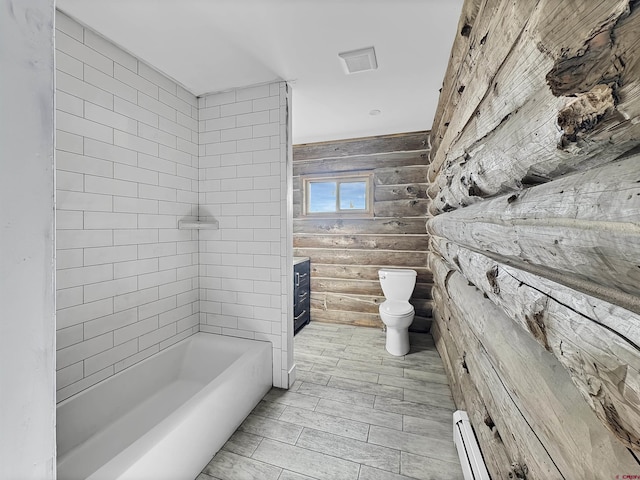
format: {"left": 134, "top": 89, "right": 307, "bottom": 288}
{"left": 57, "top": 0, "right": 463, "bottom": 145}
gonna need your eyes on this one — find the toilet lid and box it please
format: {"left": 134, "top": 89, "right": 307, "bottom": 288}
{"left": 380, "top": 300, "right": 414, "bottom": 316}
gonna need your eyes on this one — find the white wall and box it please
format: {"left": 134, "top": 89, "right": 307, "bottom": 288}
{"left": 0, "top": 5, "right": 293, "bottom": 475}
{"left": 198, "top": 83, "right": 293, "bottom": 388}
{"left": 55, "top": 11, "right": 200, "bottom": 402}
{"left": 0, "top": 0, "right": 56, "bottom": 477}
{"left": 56, "top": 12, "right": 294, "bottom": 395}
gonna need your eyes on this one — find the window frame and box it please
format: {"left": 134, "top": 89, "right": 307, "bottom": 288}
{"left": 301, "top": 171, "right": 374, "bottom": 218}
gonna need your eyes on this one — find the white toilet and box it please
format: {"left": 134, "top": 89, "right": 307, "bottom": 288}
{"left": 378, "top": 268, "right": 417, "bottom": 356}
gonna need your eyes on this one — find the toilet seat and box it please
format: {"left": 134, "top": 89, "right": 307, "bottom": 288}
{"left": 380, "top": 300, "right": 414, "bottom": 316}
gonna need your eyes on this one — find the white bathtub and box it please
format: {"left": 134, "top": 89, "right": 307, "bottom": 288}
{"left": 57, "top": 333, "right": 272, "bottom": 480}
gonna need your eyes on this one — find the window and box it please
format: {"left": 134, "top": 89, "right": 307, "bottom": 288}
{"left": 302, "top": 172, "right": 373, "bottom": 217}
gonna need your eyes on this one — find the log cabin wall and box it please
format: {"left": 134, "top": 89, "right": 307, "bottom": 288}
{"left": 428, "top": 0, "right": 640, "bottom": 477}
{"left": 293, "top": 132, "right": 432, "bottom": 330}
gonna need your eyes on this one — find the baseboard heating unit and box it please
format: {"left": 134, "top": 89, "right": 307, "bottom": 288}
{"left": 453, "top": 410, "right": 490, "bottom": 480}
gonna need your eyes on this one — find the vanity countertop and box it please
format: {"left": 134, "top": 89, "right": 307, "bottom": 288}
{"left": 294, "top": 256, "right": 310, "bottom": 265}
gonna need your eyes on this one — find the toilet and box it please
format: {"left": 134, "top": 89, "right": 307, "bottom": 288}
{"left": 378, "top": 268, "right": 417, "bottom": 356}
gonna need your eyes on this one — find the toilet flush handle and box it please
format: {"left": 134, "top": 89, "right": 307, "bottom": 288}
{"left": 379, "top": 274, "right": 386, "bottom": 280}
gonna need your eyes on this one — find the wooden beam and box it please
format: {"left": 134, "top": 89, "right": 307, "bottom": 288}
{"left": 431, "top": 262, "right": 563, "bottom": 477}
{"left": 310, "top": 264, "right": 432, "bottom": 283}
{"left": 309, "top": 278, "right": 431, "bottom": 299}
{"left": 310, "top": 309, "right": 382, "bottom": 328}
{"left": 311, "top": 292, "right": 382, "bottom": 314}
{"left": 431, "top": 303, "right": 517, "bottom": 479}
{"left": 430, "top": 79, "right": 640, "bottom": 213}
{"left": 430, "top": 252, "right": 640, "bottom": 474}
{"left": 310, "top": 291, "right": 432, "bottom": 317}
{"left": 294, "top": 131, "right": 428, "bottom": 161}
{"left": 374, "top": 199, "right": 429, "bottom": 218}
{"left": 427, "top": 156, "right": 640, "bottom": 305}
{"left": 374, "top": 166, "right": 428, "bottom": 186}
{"left": 311, "top": 278, "right": 383, "bottom": 296}
{"left": 293, "top": 234, "right": 430, "bottom": 252}
{"left": 310, "top": 309, "right": 431, "bottom": 331}
{"left": 431, "top": 238, "right": 640, "bottom": 453}
{"left": 294, "top": 248, "right": 428, "bottom": 267}
{"left": 293, "top": 217, "right": 427, "bottom": 235}
{"left": 432, "top": 288, "right": 535, "bottom": 479}
{"left": 430, "top": 304, "right": 466, "bottom": 409}
{"left": 429, "top": 0, "right": 540, "bottom": 177}
{"left": 429, "top": 0, "right": 485, "bottom": 157}
{"left": 293, "top": 151, "right": 427, "bottom": 176}
{"left": 374, "top": 184, "right": 428, "bottom": 202}
{"left": 428, "top": 0, "right": 635, "bottom": 184}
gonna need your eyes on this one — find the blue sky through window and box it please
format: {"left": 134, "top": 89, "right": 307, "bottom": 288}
{"left": 340, "top": 182, "right": 366, "bottom": 210}
{"left": 308, "top": 179, "right": 367, "bottom": 213}
{"left": 309, "top": 181, "right": 336, "bottom": 212}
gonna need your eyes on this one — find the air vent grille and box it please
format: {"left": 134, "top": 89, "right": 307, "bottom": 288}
{"left": 338, "top": 46, "right": 378, "bottom": 74}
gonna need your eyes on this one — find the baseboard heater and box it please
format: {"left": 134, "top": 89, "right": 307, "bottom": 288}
{"left": 453, "top": 410, "right": 490, "bottom": 480}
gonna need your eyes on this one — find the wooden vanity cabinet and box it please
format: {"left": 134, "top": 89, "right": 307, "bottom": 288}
{"left": 294, "top": 258, "right": 310, "bottom": 334}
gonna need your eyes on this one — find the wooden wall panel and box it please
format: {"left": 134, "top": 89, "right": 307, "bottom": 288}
{"left": 294, "top": 234, "right": 429, "bottom": 251}
{"left": 293, "top": 132, "right": 431, "bottom": 330}
{"left": 431, "top": 307, "right": 515, "bottom": 479}
{"left": 429, "top": 0, "right": 640, "bottom": 214}
{"left": 294, "top": 131, "right": 428, "bottom": 161}
{"left": 294, "top": 249, "right": 429, "bottom": 268}
{"left": 309, "top": 264, "right": 432, "bottom": 283}
{"left": 428, "top": 0, "right": 640, "bottom": 476}
{"left": 374, "top": 184, "right": 428, "bottom": 201}
{"left": 294, "top": 218, "right": 427, "bottom": 235}
{"left": 431, "top": 253, "right": 640, "bottom": 477}
{"left": 432, "top": 237, "right": 640, "bottom": 448}
{"left": 294, "top": 151, "right": 427, "bottom": 176}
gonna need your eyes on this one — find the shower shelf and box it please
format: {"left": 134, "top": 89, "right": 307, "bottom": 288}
{"left": 178, "top": 220, "right": 219, "bottom": 230}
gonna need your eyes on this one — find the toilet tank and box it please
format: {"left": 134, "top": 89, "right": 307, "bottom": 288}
{"left": 378, "top": 269, "right": 417, "bottom": 301}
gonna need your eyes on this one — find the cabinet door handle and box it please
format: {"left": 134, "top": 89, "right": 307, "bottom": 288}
{"left": 294, "top": 310, "right": 306, "bottom": 321}
{"left": 295, "top": 271, "right": 300, "bottom": 287}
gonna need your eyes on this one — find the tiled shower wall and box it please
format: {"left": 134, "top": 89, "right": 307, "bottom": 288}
{"left": 55, "top": 12, "right": 293, "bottom": 398}
{"left": 55, "top": 12, "right": 200, "bottom": 402}
{"left": 198, "top": 83, "right": 292, "bottom": 389}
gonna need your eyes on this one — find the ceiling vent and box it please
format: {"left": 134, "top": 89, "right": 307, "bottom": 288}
{"left": 338, "top": 46, "right": 378, "bottom": 74}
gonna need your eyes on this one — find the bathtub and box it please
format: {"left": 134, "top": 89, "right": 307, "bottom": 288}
{"left": 57, "top": 332, "right": 272, "bottom": 480}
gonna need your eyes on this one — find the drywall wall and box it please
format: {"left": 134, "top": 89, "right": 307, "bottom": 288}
{"left": 0, "top": 0, "right": 56, "bottom": 477}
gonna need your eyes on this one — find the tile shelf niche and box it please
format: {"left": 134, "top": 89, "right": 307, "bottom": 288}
{"left": 178, "top": 219, "right": 219, "bottom": 230}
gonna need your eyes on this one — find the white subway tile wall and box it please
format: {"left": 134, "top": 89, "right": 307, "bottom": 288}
{"left": 55, "top": 12, "right": 200, "bottom": 402}
{"left": 198, "top": 82, "right": 291, "bottom": 388}
{"left": 55, "top": 11, "right": 292, "bottom": 399}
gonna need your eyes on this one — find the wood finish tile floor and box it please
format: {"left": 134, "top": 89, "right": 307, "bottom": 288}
{"left": 197, "top": 322, "right": 463, "bottom": 480}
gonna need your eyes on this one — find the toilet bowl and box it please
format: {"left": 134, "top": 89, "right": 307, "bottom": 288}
{"left": 378, "top": 269, "right": 417, "bottom": 356}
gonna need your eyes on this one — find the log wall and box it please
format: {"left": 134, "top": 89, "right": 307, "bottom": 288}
{"left": 293, "top": 132, "right": 432, "bottom": 330}
{"left": 429, "top": 0, "right": 640, "bottom": 477}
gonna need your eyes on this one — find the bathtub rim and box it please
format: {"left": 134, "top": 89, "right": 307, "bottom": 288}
{"left": 56, "top": 331, "right": 270, "bottom": 410}
{"left": 57, "top": 331, "right": 273, "bottom": 480}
